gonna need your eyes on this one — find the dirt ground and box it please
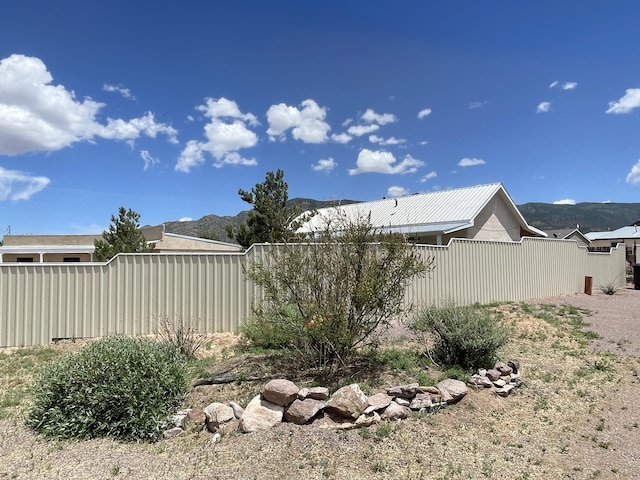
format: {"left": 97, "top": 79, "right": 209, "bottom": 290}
{"left": 1, "top": 289, "right": 640, "bottom": 479}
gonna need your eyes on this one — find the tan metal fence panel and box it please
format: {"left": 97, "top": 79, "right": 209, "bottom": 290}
{"left": 0, "top": 239, "right": 626, "bottom": 347}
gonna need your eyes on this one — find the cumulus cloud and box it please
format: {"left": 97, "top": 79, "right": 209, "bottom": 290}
{"left": 419, "top": 171, "right": 437, "bottom": 182}
{"left": 553, "top": 199, "right": 576, "bottom": 205}
{"left": 387, "top": 186, "right": 409, "bottom": 197}
{"left": 176, "top": 97, "right": 258, "bottom": 172}
{"left": 347, "top": 124, "right": 379, "bottom": 136}
{"left": 312, "top": 157, "right": 337, "bottom": 172}
{"left": 140, "top": 150, "right": 159, "bottom": 171}
{"left": 626, "top": 159, "right": 640, "bottom": 185}
{"left": 361, "top": 108, "right": 397, "bottom": 125}
{"left": 331, "top": 132, "right": 352, "bottom": 144}
{"left": 369, "top": 135, "right": 406, "bottom": 145}
{"left": 0, "top": 54, "right": 177, "bottom": 156}
{"left": 0, "top": 166, "right": 50, "bottom": 201}
{"left": 266, "top": 99, "right": 330, "bottom": 143}
{"left": 348, "top": 149, "right": 424, "bottom": 175}
{"left": 103, "top": 83, "right": 135, "bottom": 99}
{"left": 178, "top": 217, "right": 193, "bottom": 222}
{"left": 457, "top": 158, "right": 486, "bottom": 167}
{"left": 561, "top": 82, "right": 578, "bottom": 90}
{"left": 417, "top": 108, "right": 432, "bottom": 119}
{"left": 536, "top": 102, "right": 551, "bottom": 113}
{"left": 606, "top": 88, "right": 640, "bottom": 114}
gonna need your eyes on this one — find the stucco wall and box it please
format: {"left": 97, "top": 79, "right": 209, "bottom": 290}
{"left": 467, "top": 194, "right": 520, "bottom": 241}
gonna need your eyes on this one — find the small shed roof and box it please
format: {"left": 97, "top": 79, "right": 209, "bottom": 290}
{"left": 296, "top": 183, "right": 545, "bottom": 237}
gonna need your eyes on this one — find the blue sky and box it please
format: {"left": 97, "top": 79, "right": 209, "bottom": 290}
{"left": 2, "top": 1, "right": 640, "bottom": 235}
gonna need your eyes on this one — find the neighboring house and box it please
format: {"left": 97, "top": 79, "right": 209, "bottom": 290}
{"left": 546, "top": 228, "right": 591, "bottom": 248}
{"left": 296, "top": 183, "right": 546, "bottom": 244}
{"left": 0, "top": 224, "right": 242, "bottom": 263}
{"left": 586, "top": 225, "right": 640, "bottom": 264}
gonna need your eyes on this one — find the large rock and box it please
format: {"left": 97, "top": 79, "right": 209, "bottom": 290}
{"left": 239, "top": 395, "right": 285, "bottom": 433}
{"left": 262, "top": 379, "right": 299, "bottom": 407}
{"left": 284, "top": 398, "right": 326, "bottom": 424}
{"left": 436, "top": 379, "right": 468, "bottom": 404}
{"left": 381, "top": 401, "right": 412, "bottom": 420}
{"left": 326, "top": 383, "right": 368, "bottom": 419}
{"left": 364, "top": 392, "right": 393, "bottom": 414}
{"left": 409, "top": 393, "right": 433, "bottom": 410}
{"left": 387, "top": 383, "right": 420, "bottom": 399}
{"left": 204, "top": 402, "right": 235, "bottom": 432}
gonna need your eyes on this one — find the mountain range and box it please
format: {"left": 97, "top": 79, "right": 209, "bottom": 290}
{"left": 164, "top": 199, "right": 640, "bottom": 243}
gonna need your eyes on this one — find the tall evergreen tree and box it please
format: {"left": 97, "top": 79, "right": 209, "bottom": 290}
{"left": 94, "top": 207, "right": 155, "bottom": 261}
{"left": 227, "top": 170, "right": 300, "bottom": 248}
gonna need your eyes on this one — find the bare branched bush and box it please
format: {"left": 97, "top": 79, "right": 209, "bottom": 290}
{"left": 154, "top": 315, "right": 207, "bottom": 359}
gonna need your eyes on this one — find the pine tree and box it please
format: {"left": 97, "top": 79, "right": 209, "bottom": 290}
{"left": 94, "top": 207, "right": 154, "bottom": 261}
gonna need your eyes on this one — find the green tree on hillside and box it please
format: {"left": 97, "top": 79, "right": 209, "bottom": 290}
{"left": 227, "top": 169, "right": 304, "bottom": 248}
{"left": 94, "top": 207, "right": 155, "bottom": 261}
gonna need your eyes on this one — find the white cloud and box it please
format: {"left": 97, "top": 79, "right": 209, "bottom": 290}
{"left": 626, "top": 159, "right": 640, "bottom": 185}
{"left": 348, "top": 149, "right": 424, "bottom": 175}
{"left": 312, "top": 157, "right": 337, "bottom": 172}
{"left": 606, "top": 88, "right": 640, "bottom": 114}
{"left": 361, "top": 108, "right": 397, "bottom": 125}
{"left": 419, "top": 171, "right": 437, "bottom": 182}
{"left": 266, "top": 99, "right": 330, "bottom": 143}
{"left": 140, "top": 150, "right": 159, "bottom": 171}
{"left": 468, "top": 101, "right": 486, "bottom": 110}
{"left": 457, "top": 157, "right": 486, "bottom": 167}
{"left": 178, "top": 217, "right": 193, "bottom": 222}
{"left": 536, "top": 101, "right": 551, "bottom": 113}
{"left": 331, "top": 132, "right": 352, "bottom": 144}
{"left": 176, "top": 97, "right": 258, "bottom": 172}
{"left": 561, "top": 82, "right": 578, "bottom": 90}
{"left": 553, "top": 199, "right": 576, "bottom": 205}
{"left": 419, "top": 140, "right": 429, "bottom": 145}
{"left": 347, "top": 124, "right": 379, "bottom": 136}
{"left": 342, "top": 118, "right": 353, "bottom": 127}
{"left": 0, "top": 54, "right": 177, "bottom": 156}
{"left": 369, "top": 135, "right": 406, "bottom": 145}
{"left": 212, "top": 151, "right": 257, "bottom": 168}
{"left": 549, "top": 81, "right": 559, "bottom": 88}
{"left": 417, "top": 108, "right": 432, "bottom": 119}
{"left": 387, "top": 186, "right": 409, "bottom": 197}
{"left": 103, "top": 84, "right": 135, "bottom": 99}
{"left": 0, "top": 166, "right": 50, "bottom": 201}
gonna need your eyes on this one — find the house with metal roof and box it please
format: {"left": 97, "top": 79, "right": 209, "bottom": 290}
{"left": 586, "top": 226, "right": 640, "bottom": 264}
{"left": 0, "top": 224, "right": 242, "bottom": 263}
{"left": 296, "top": 183, "right": 546, "bottom": 244}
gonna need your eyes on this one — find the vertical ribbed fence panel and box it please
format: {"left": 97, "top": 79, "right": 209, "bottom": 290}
{"left": 0, "top": 239, "right": 627, "bottom": 347}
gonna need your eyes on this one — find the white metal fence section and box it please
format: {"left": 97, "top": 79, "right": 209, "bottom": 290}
{"left": 0, "top": 238, "right": 626, "bottom": 347}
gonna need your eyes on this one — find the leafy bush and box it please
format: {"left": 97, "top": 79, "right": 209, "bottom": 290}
{"left": 409, "top": 304, "right": 511, "bottom": 369}
{"left": 243, "top": 211, "right": 433, "bottom": 371}
{"left": 26, "top": 336, "right": 188, "bottom": 441}
{"left": 155, "top": 315, "right": 207, "bottom": 359}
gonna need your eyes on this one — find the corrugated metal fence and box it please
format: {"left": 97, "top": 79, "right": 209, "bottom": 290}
{"left": 0, "top": 238, "right": 626, "bottom": 347}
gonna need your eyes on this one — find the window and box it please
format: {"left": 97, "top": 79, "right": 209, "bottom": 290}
{"left": 17, "top": 257, "right": 34, "bottom": 263}
{"left": 63, "top": 257, "right": 81, "bottom": 263}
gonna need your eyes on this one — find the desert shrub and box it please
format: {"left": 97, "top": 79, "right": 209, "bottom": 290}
{"left": 243, "top": 210, "right": 434, "bottom": 371}
{"left": 238, "top": 303, "right": 303, "bottom": 350}
{"left": 598, "top": 281, "right": 619, "bottom": 296}
{"left": 26, "top": 336, "right": 188, "bottom": 442}
{"left": 409, "top": 304, "right": 511, "bottom": 369}
{"left": 155, "top": 315, "right": 207, "bottom": 359}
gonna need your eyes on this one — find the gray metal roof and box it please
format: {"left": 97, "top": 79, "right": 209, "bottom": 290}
{"left": 586, "top": 226, "right": 640, "bottom": 240}
{"left": 296, "top": 183, "right": 545, "bottom": 237}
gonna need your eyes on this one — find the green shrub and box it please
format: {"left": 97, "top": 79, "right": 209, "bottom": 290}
{"left": 155, "top": 315, "right": 206, "bottom": 359}
{"left": 26, "top": 336, "right": 188, "bottom": 442}
{"left": 409, "top": 304, "right": 511, "bottom": 369}
{"left": 238, "top": 303, "right": 304, "bottom": 351}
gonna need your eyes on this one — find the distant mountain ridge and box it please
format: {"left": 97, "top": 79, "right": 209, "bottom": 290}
{"left": 164, "top": 199, "right": 640, "bottom": 243}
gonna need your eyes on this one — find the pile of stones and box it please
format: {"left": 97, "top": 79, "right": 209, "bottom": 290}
{"left": 163, "top": 359, "right": 521, "bottom": 440}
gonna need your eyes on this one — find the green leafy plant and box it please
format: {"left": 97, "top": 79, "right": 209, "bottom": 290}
{"left": 243, "top": 210, "right": 434, "bottom": 371}
{"left": 26, "top": 336, "right": 188, "bottom": 441}
{"left": 409, "top": 303, "right": 511, "bottom": 369}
